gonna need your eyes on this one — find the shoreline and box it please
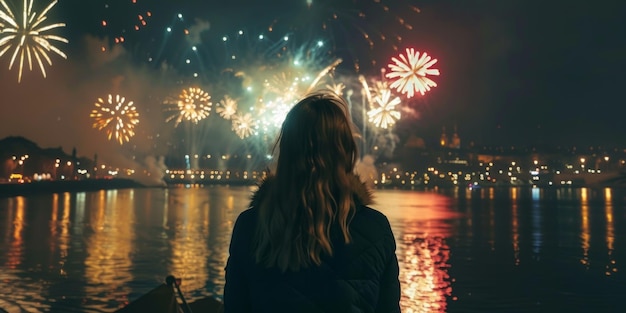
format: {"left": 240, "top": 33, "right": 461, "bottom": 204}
{"left": 0, "top": 178, "right": 146, "bottom": 198}
{"left": 2, "top": 177, "right": 625, "bottom": 199}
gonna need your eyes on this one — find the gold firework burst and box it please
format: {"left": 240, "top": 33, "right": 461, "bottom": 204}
{"left": 90, "top": 94, "right": 140, "bottom": 145}
{"left": 165, "top": 87, "right": 212, "bottom": 127}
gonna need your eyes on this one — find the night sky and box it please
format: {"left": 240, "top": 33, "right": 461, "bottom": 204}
{"left": 406, "top": 0, "right": 626, "bottom": 147}
{"left": 1, "top": 0, "right": 625, "bottom": 165}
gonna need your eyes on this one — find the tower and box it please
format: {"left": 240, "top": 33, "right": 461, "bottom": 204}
{"left": 440, "top": 126, "right": 449, "bottom": 148}
{"left": 451, "top": 124, "right": 461, "bottom": 149}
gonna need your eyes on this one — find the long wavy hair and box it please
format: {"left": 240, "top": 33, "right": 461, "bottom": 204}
{"left": 253, "top": 90, "right": 359, "bottom": 272}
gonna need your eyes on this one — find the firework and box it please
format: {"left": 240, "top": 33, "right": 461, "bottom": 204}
{"left": 100, "top": 0, "right": 153, "bottom": 46}
{"left": 360, "top": 76, "right": 393, "bottom": 104}
{"left": 264, "top": 71, "right": 302, "bottom": 104}
{"left": 226, "top": 57, "right": 342, "bottom": 141}
{"left": 370, "top": 80, "right": 392, "bottom": 99}
{"left": 304, "top": 58, "right": 342, "bottom": 94}
{"left": 386, "top": 48, "right": 439, "bottom": 98}
{"left": 148, "top": 24, "right": 342, "bottom": 143}
{"left": 264, "top": 59, "right": 342, "bottom": 126}
{"left": 326, "top": 83, "right": 345, "bottom": 97}
{"left": 232, "top": 113, "right": 255, "bottom": 139}
{"left": 359, "top": 75, "right": 374, "bottom": 104}
{"left": 367, "top": 89, "right": 401, "bottom": 129}
{"left": 0, "top": 0, "right": 67, "bottom": 82}
{"left": 90, "top": 94, "right": 140, "bottom": 145}
{"left": 254, "top": 98, "right": 294, "bottom": 134}
{"left": 268, "top": 0, "right": 420, "bottom": 70}
{"left": 216, "top": 95, "right": 237, "bottom": 120}
{"left": 165, "top": 87, "right": 212, "bottom": 127}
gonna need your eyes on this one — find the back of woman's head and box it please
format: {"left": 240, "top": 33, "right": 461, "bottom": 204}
{"left": 276, "top": 90, "right": 357, "bottom": 179}
{"left": 255, "top": 90, "right": 359, "bottom": 272}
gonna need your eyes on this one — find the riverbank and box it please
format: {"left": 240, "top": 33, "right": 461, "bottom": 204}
{"left": 0, "top": 178, "right": 145, "bottom": 198}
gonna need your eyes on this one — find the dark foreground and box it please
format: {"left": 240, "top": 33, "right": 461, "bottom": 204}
{"left": 115, "top": 276, "right": 223, "bottom": 313}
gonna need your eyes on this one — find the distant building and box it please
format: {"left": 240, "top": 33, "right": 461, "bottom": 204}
{"left": 440, "top": 125, "right": 461, "bottom": 149}
{"left": 450, "top": 125, "right": 461, "bottom": 149}
{"left": 404, "top": 134, "right": 426, "bottom": 149}
{"left": 440, "top": 126, "right": 448, "bottom": 148}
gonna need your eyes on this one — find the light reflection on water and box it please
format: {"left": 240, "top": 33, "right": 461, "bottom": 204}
{"left": 373, "top": 190, "right": 460, "bottom": 313}
{"left": 83, "top": 190, "right": 135, "bottom": 310}
{"left": 0, "top": 186, "right": 625, "bottom": 312}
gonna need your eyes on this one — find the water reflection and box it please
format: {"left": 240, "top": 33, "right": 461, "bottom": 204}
{"left": 57, "top": 193, "right": 71, "bottom": 277}
{"left": 375, "top": 191, "right": 459, "bottom": 313}
{"left": 580, "top": 188, "right": 590, "bottom": 267}
{"left": 6, "top": 197, "right": 24, "bottom": 269}
{"left": 530, "top": 187, "right": 542, "bottom": 255}
{"left": 83, "top": 189, "right": 135, "bottom": 308}
{"left": 511, "top": 187, "right": 520, "bottom": 265}
{"left": 604, "top": 188, "right": 617, "bottom": 276}
{"left": 1, "top": 196, "right": 52, "bottom": 312}
{"left": 205, "top": 193, "right": 235, "bottom": 298}
{"left": 0, "top": 186, "right": 625, "bottom": 312}
{"left": 168, "top": 188, "right": 209, "bottom": 293}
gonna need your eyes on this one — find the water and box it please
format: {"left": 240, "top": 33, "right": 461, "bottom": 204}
{"left": 0, "top": 186, "right": 624, "bottom": 312}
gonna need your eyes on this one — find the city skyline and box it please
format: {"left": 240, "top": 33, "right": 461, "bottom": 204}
{"left": 0, "top": 0, "right": 624, "bottom": 170}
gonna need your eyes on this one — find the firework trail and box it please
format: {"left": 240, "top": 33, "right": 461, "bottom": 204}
{"left": 99, "top": 0, "right": 153, "bottom": 47}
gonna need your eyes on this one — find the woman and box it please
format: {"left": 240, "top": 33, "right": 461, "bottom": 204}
{"left": 224, "top": 90, "right": 400, "bottom": 313}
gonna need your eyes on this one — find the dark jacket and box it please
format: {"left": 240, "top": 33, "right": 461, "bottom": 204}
{"left": 223, "top": 175, "right": 401, "bottom": 313}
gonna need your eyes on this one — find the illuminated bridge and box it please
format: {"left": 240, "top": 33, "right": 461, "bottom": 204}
{"left": 163, "top": 169, "right": 266, "bottom": 185}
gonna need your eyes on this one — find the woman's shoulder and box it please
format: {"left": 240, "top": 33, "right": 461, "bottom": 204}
{"left": 229, "top": 208, "right": 259, "bottom": 252}
{"left": 356, "top": 205, "right": 389, "bottom": 220}
{"left": 352, "top": 205, "right": 393, "bottom": 234}
{"left": 235, "top": 207, "right": 258, "bottom": 226}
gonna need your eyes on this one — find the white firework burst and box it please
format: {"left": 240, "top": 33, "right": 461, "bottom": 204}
{"left": 367, "top": 89, "right": 402, "bottom": 129}
{"left": 385, "top": 48, "right": 439, "bottom": 98}
{"left": 217, "top": 95, "right": 238, "bottom": 120}
{"left": 0, "top": 0, "right": 68, "bottom": 82}
{"left": 232, "top": 113, "right": 255, "bottom": 139}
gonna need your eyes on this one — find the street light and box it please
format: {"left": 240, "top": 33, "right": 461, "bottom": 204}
{"left": 17, "top": 154, "right": 28, "bottom": 175}
{"left": 580, "top": 157, "right": 586, "bottom": 170}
